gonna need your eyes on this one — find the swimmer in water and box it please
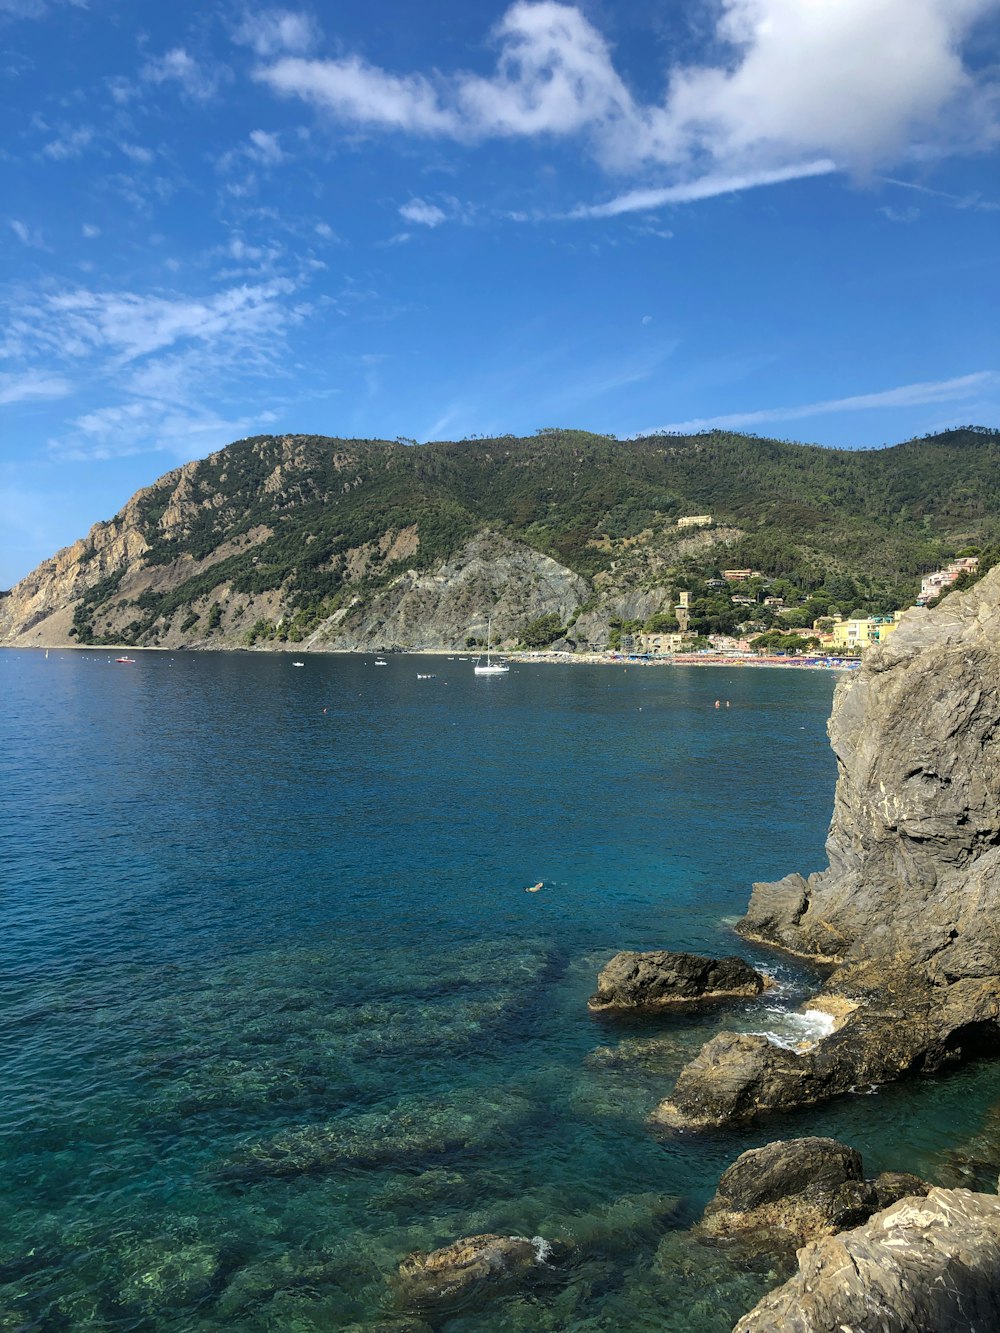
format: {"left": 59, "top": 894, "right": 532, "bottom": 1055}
{"left": 525, "top": 881, "right": 544, "bottom": 893}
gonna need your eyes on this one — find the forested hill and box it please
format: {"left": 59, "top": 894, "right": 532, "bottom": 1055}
{"left": 2, "top": 425, "right": 999, "bottom": 651}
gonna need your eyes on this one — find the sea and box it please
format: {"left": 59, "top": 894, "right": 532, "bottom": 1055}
{"left": 3, "top": 648, "right": 999, "bottom": 1331}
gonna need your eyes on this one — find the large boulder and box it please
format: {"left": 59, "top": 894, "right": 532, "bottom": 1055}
{"left": 734, "top": 1188, "right": 1000, "bottom": 1332}
{"left": 588, "top": 951, "right": 768, "bottom": 1012}
{"left": 698, "top": 1137, "right": 928, "bottom": 1252}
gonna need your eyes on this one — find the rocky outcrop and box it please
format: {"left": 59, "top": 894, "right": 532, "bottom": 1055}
{"left": 588, "top": 951, "right": 768, "bottom": 1012}
{"left": 653, "top": 959, "right": 1000, "bottom": 1129}
{"left": 656, "top": 568, "right": 1000, "bottom": 1129}
{"left": 698, "top": 1137, "right": 928, "bottom": 1252}
{"left": 394, "top": 1234, "right": 557, "bottom": 1314}
{"left": 739, "top": 567, "right": 1000, "bottom": 970}
{"left": 734, "top": 1187, "right": 1000, "bottom": 1332}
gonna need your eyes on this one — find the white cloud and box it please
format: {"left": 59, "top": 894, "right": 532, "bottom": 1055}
{"left": 81, "top": 223, "right": 100, "bottom": 238}
{"left": 399, "top": 198, "right": 447, "bottom": 227}
{"left": 637, "top": 371, "right": 1000, "bottom": 435}
{"left": 41, "top": 124, "right": 94, "bottom": 160}
{"left": 119, "top": 142, "right": 155, "bottom": 164}
{"left": 247, "top": 128, "right": 285, "bottom": 164}
{"left": 234, "top": 8, "right": 319, "bottom": 58}
{"left": 256, "top": 0, "right": 999, "bottom": 201}
{"left": 142, "top": 48, "right": 227, "bottom": 102}
{"left": 13, "top": 279, "right": 297, "bottom": 368}
{"left": 0, "top": 369, "right": 72, "bottom": 405}
{"left": 260, "top": 54, "right": 458, "bottom": 133}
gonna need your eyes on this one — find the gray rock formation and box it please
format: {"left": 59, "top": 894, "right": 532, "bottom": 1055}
{"left": 740, "top": 566, "right": 1000, "bottom": 971}
{"left": 588, "top": 951, "right": 769, "bottom": 1012}
{"left": 734, "top": 1187, "right": 1000, "bottom": 1332}
{"left": 309, "top": 531, "right": 589, "bottom": 652}
{"left": 655, "top": 567, "right": 1000, "bottom": 1130}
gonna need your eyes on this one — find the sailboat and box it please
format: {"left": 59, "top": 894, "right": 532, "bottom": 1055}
{"left": 474, "top": 617, "right": 509, "bottom": 675}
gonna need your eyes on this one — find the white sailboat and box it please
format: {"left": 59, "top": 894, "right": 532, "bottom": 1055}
{"left": 474, "top": 617, "right": 509, "bottom": 675}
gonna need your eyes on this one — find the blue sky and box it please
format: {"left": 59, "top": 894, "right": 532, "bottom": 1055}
{"left": 2, "top": 0, "right": 999, "bottom": 586}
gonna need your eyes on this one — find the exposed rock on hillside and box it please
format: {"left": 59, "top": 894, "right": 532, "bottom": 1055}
{"left": 306, "top": 530, "right": 588, "bottom": 652}
{"left": 734, "top": 1188, "right": 1000, "bottom": 1332}
{"left": 588, "top": 951, "right": 769, "bottom": 1012}
{"left": 651, "top": 567, "right": 1000, "bottom": 1131}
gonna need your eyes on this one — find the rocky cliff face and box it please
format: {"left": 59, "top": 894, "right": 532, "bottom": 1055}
{"left": 306, "top": 530, "right": 589, "bottom": 652}
{"left": 655, "top": 567, "right": 1000, "bottom": 1131}
{"left": 739, "top": 564, "right": 1000, "bottom": 977}
{"left": 735, "top": 1188, "right": 1000, "bottom": 1332}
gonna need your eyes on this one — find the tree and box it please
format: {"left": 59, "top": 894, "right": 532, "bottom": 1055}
{"left": 520, "top": 613, "right": 565, "bottom": 648}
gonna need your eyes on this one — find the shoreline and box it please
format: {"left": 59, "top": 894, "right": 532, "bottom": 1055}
{"left": 2, "top": 643, "right": 860, "bottom": 671}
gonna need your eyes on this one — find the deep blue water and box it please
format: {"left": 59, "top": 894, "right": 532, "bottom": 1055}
{"left": 2, "top": 649, "right": 998, "bottom": 1331}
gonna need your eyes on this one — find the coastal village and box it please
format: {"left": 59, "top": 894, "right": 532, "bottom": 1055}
{"left": 586, "top": 515, "right": 981, "bottom": 665}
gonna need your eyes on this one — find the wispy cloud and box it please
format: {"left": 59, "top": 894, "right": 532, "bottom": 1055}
{"left": 0, "top": 369, "right": 72, "bottom": 406}
{"left": 40, "top": 124, "right": 95, "bottom": 160}
{"left": 882, "top": 176, "right": 1000, "bottom": 212}
{"left": 34, "top": 279, "right": 297, "bottom": 366}
{"left": 569, "top": 160, "right": 837, "bottom": 218}
{"left": 233, "top": 7, "right": 319, "bottom": 58}
{"left": 636, "top": 371, "right": 1000, "bottom": 436}
{"left": 9, "top": 217, "right": 45, "bottom": 247}
{"left": 256, "top": 0, "right": 998, "bottom": 199}
{"left": 141, "top": 48, "right": 228, "bottom": 102}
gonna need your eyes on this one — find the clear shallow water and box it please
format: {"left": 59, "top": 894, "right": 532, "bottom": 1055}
{"left": 2, "top": 649, "right": 998, "bottom": 1330}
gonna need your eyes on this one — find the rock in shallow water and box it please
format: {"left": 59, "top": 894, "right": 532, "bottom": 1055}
{"left": 588, "top": 951, "right": 768, "bottom": 1012}
{"left": 698, "top": 1137, "right": 929, "bottom": 1254}
{"left": 652, "top": 959, "right": 1000, "bottom": 1129}
{"left": 394, "top": 1233, "right": 558, "bottom": 1314}
{"left": 734, "top": 1187, "right": 1000, "bottom": 1332}
{"left": 216, "top": 1087, "right": 533, "bottom": 1180}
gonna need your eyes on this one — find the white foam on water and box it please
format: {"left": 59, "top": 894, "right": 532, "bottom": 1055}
{"left": 530, "top": 1236, "right": 555, "bottom": 1264}
{"left": 747, "top": 1005, "right": 836, "bottom": 1052}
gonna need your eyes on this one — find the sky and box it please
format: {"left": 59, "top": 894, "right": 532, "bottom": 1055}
{"left": 2, "top": 0, "right": 999, "bottom": 587}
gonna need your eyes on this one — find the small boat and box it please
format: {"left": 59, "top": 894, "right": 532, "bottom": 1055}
{"left": 375, "top": 658, "right": 387, "bottom": 666}
{"left": 115, "top": 656, "right": 136, "bottom": 664}
{"left": 292, "top": 661, "right": 305, "bottom": 667}
{"left": 474, "top": 617, "right": 509, "bottom": 675}
{"left": 417, "top": 673, "right": 436, "bottom": 679}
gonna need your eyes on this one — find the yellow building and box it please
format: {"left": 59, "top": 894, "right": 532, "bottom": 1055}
{"left": 830, "top": 614, "right": 904, "bottom": 652}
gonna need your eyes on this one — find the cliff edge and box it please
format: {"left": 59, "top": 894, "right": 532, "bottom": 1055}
{"left": 655, "top": 566, "right": 1000, "bottom": 1131}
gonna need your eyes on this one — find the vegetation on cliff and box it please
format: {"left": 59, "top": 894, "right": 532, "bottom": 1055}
{"left": 3, "top": 424, "right": 999, "bottom": 649}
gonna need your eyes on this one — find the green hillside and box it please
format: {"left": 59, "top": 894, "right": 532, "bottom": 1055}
{"left": 62, "top": 424, "right": 1000, "bottom": 646}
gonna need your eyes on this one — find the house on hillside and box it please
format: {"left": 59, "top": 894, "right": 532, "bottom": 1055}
{"left": 917, "top": 557, "right": 979, "bottom": 605}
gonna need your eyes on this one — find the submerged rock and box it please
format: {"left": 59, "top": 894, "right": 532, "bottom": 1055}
{"left": 588, "top": 951, "right": 768, "bottom": 1012}
{"left": 734, "top": 1187, "right": 1000, "bottom": 1332}
{"left": 217, "top": 1087, "right": 532, "bottom": 1180}
{"left": 394, "top": 1233, "right": 557, "bottom": 1314}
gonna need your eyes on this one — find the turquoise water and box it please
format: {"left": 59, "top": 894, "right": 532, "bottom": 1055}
{"left": 2, "top": 649, "right": 998, "bottom": 1331}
